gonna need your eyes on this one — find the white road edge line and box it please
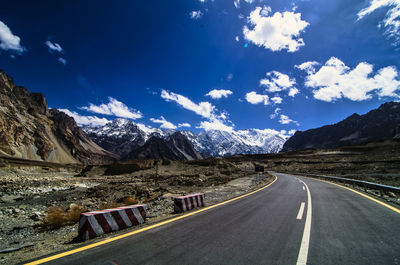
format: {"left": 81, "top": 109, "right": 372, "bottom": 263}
{"left": 296, "top": 202, "right": 305, "bottom": 220}
{"left": 296, "top": 180, "right": 312, "bottom": 265}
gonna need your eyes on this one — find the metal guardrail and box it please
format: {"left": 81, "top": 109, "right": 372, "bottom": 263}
{"left": 298, "top": 173, "right": 400, "bottom": 198}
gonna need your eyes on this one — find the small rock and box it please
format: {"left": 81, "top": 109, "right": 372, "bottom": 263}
{"left": 0, "top": 243, "right": 35, "bottom": 254}
{"left": 30, "top": 212, "right": 41, "bottom": 221}
{"left": 161, "top": 193, "right": 178, "bottom": 200}
{"left": 0, "top": 195, "right": 23, "bottom": 203}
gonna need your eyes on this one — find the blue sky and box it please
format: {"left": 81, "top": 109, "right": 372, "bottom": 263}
{"left": 1, "top": 0, "right": 400, "bottom": 136}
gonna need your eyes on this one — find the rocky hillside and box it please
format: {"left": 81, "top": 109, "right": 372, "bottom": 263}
{"left": 0, "top": 70, "right": 116, "bottom": 164}
{"left": 125, "top": 132, "right": 203, "bottom": 161}
{"left": 282, "top": 102, "right": 400, "bottom": 152}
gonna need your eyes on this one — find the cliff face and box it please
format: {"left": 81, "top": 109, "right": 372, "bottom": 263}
{"left": 282, "top": 102, "right": 400, "bottom": 152}
{"left": 0, "top": 70, "right": 116, "bottom": 164}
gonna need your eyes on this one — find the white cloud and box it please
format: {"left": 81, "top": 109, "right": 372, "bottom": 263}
{"left": 245, "top": 91, "right": 269, "bottom": 105}
{"left": 295, "top": 61, "right": 320, "bottom": 74}
{"left": 244, "top": 0, "right": 255, "bottom": 3}
{"left": 218, "top": 112, "right": 228, "bottom": 120}
{"left": 227, "top": 73, "right": 234, "bottom": 81}
{"left": 0, "top": 20, "right": 24, "bottom": 53}
{"left": 269, "top": 107, "right": 281, "bottom": 119}
{"left": 190, "top": 10, "right": 203, "bottom": 19}
{"left": 81, "top": 97, "right": 143, "bottom": 119}
{"left": 234, "top": 0, "right": 240, "bottom": 9}
{"left": 357, "top": 0, "right": 400, "bottom": 45}
{"left": 243, "top": 6, "right": 309, "bottom": 52}
{"left": 45, "top": 40, "right": 63, "bottom": 53}
{"left": 197, "top": 118, "right": 234, "bottom": 132}
{"left": 235, "top": 36, "right": 240, "bottom": 42}
{"left": 150, "top": 116, "right": 177, "bottom": 130}
{"left": 58, "top": 109, "right": 110, "bottom": 126}
{"left": 178, "top": 123, "right": 191, "bottom": 128}
{"left": 260, "top": 71, "right": 297, "bottom": 94}
{"left": 255, "top": 128, "right": 282, "bottom": 136}
{"left": 299, "top": 57, "right": 400, "bottom": 102}
{"left": 279, "top": 114, "right": 299, "bottom": 125}
{"left": 58, "top": 57, "right": 67, "bottom": 65}
{"left": 288, "top": 87, "right": 299, "bottom": 97}
{"left": 205, "top": 89, "right": 233, "bottom": 99}
{"left": 161, "top": 90, "right": 215, "bottom": 118}
{"left": 271, "top": 96, "right": 283, "bottom": 104}
{"left": 253, "top": 128, "right": 294, "bottom": 139}
{"left": 288, "top": 129, "right": 297, "bottom": 135}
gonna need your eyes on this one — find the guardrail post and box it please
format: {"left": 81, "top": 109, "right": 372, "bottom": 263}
{"left": 379, "top": 189, "right": 384, "bottom": 198}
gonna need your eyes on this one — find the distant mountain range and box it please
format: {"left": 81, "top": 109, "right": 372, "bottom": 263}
{"left": 82, "top": 119, "right": 286, "bottom": 159}
{"left": 0, "top": 70, "right": 116, "bottom": 164}
{"left": 282, "top": 102, "right": 400, "bottom": 152}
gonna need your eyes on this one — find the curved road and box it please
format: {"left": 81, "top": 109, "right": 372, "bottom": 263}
{"left": 31, "top": 173, "right": 400, "bottom": 265}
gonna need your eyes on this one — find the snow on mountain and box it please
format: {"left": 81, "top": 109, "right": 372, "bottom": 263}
{"left": 181, "top": 129, "right": 286, "bottom": 157}
{"left": 83, "top": 118, "right": 168, "bottom": 140}
{"left": 82, "top": 118, "right": 174, "bottom": 158}
{"left": 82, "top": 118, "right": 286, "bottom": 158}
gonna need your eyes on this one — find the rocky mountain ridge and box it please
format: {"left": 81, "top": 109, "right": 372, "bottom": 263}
{"left": 282, "top": 102, "right": 400, "bottom": 152}
{"left": 0, "top": 70, "right": 116, "bottom": 164}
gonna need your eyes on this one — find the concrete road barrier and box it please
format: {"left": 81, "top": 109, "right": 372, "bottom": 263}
{"left": 174, "top": 193, "right": 205, "bottom": 213}
{"left": 78, "top": 205, "right": 147, "bottom": 240}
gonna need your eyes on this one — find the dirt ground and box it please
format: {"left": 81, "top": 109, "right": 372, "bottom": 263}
{"left": 0, "top": 158, "right": 271, "bottom": 264}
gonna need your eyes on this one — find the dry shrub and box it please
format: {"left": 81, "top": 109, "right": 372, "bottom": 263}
{"left": 43, "top": 204, "right": 84, "bottom": 229}
{"left": 122, "top": 196, "right": 138, "bottom": 205}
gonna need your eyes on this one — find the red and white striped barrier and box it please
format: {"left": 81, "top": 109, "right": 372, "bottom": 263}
{"left": 78, "top": 205, "right": 146, "bottom": 240}
{"left": 174, "top": 193, "right": 205, "bottom": 213}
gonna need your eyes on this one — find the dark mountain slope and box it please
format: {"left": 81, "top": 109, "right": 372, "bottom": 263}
{"left": 282, "top": 102, "right": 400, "bottom": 152}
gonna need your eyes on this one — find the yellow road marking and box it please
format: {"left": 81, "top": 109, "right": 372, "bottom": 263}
{"left": 26, "top": 175, "right": 278, "bottom": 265}
{"left": 309, "top": 177, "right": 400, "bottom": 214}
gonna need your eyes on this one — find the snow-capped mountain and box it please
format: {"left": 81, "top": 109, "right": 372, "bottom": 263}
{"left": 82, "top": 119, "right": 286, "bottom": 158}
{"left": 181, "top": 129, "right": 286, "bottom": 157}
{"left": 82, "top": 119, "right": 171, "bottom": 159}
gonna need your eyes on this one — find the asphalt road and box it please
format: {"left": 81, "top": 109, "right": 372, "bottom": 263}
{"left": 34, "top": 173, "right": 400, "bottom": 265}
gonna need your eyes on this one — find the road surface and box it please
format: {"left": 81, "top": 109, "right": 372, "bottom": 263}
{"left": 31, "top": 173, "right": 400, "bottom": 265}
